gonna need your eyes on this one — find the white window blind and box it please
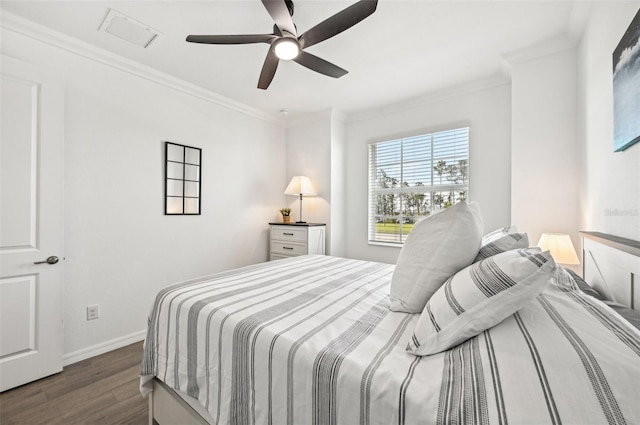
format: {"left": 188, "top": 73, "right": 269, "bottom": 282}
{"left": 368, "top": 127, "right": 469, "bottom": 244}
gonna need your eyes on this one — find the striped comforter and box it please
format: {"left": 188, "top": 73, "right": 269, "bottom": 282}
{"left": 140, "top": 255, "right": 640, "bottom": 425}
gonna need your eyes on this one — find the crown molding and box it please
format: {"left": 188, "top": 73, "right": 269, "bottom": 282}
{"left": 501, "top": 35, "right": 577, "bottom": 69}
{"left": 286, "top": 108, "right": 334, "bottom": 128}
{"left": 282, "top": 108, "right": 347, "bottom": 133}
{"left": 0, "top": 11, "right": 281, "bottom": 125}
{"left": 566, "top": 2, "right": 594, "bottom": 45}
{"left": 346, "top": 75, "right": 510, "bottom": 123}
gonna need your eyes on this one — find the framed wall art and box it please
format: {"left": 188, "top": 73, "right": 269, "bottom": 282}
{"left": 613, "top": 8, "right": 640, "bottom": 152}
{"left": 164, "top": 142, "right": 201, "bottom": 215}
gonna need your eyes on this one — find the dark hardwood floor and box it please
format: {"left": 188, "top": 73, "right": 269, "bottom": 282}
{"left": 0, "top": 341, "right": 147, "bottom": 425}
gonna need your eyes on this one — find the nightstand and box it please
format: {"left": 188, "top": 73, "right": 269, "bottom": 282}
{"left": 269, "top": 223, "right": 326, "bottom": 261}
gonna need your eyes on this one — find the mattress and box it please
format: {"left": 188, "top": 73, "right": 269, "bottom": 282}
{"left": 140, "top": 255, "right": 640, "bottom": 425}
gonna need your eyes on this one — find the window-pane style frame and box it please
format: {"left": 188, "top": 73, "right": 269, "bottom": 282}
{"left": 165, "top": 142, "right": 201, "bottom": 215}
{"left": 368, "top": 127, "right": 469, "bottom": 244}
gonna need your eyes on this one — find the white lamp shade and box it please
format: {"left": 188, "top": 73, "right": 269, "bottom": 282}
{"left": 284, "top": 176, "right": 316, "bottom": 196}
{"left": 537, "top": 233, "right": 580, "bottom": 265}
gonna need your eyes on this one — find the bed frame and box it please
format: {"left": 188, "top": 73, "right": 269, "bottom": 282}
{"left": 148, "top": 378, "right": 211, "bottom": 425}
{"left": 581, "top": 231, "right": 640, "bottom": 312}
{"left": 147, "top": 231, "right": 640, "bottom": 424}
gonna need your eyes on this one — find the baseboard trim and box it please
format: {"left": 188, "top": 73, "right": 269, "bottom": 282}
{"left": 63, "top": 329, "right": 146, "bottom": 366}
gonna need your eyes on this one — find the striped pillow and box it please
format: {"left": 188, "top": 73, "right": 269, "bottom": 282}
{"left": 481, "top": 225, "right": 518, "bottom": 243}
{"left": 407, "top": 248, "right": 556, "bottom": 356}
{"left": 474, "top": 232, "right": 529, "bottom": 262}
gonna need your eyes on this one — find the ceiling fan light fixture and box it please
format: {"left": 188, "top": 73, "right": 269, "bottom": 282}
{"left": 185, "top": 0, "right": 379, "bottom": 89}
{"left": 274, "top": 38, "right": 299, "bottom": 60}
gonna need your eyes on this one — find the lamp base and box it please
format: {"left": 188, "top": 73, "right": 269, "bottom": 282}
{"left": 296, "top": 221, "right": 307, "bottom": 224}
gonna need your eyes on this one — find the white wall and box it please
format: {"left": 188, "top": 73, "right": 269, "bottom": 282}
{"left": 509, "top": 46, "right": 580, "bottom": 251}
{"left": 344, "top": 81, "right": 512, "bottom": 264}
{"left": 285, "top": 109, "right": 348, "bottom": 256}
{"left": 330, "top": 111, "right": 347, "bottom": 257}
{"left": 285, "top": 111, "right": 333, "bottom": 250}
{"left": 1, "top": 25, "right": 285, "bottom": 359}
{"left": 578, "top": 2, "right": 640, "bottom": 241}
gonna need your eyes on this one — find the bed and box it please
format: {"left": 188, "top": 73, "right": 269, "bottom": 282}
{"left": 140, "top": 231, "right": 640, "bottom": 425}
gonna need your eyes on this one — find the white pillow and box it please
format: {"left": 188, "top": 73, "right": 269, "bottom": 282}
{"left": 389, "top": 201, "right": 483, "bottom": 313}
{"left": 474, "top": 231, "right": 529, "bottom": 262}
{"left": 406, "top": 248, "right": 556, "bottom": 356}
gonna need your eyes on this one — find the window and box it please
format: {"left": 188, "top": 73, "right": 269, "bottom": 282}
{"left": 368, "top": 127, "right": 469, "bottom": 244}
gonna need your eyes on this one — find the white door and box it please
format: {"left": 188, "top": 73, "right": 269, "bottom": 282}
{"left": 0, "top": 55, "right": 64, "bottom": 392}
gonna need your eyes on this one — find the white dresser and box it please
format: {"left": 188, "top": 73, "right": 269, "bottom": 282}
{"left": 269, "top": 223, "right": 326, "bottom": 261}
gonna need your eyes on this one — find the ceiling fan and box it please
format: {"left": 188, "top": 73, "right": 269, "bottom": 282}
{"left": 186, "top": 0, "right": 378, "bottom": 90}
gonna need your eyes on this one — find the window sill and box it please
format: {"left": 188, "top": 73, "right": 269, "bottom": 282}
{"left": 368, "top": 241, "right": 404, "bottom": 248}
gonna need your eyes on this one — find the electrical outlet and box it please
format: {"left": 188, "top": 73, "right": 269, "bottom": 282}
{"left": 87, "top": 304, "right": 100, "bottom": 320}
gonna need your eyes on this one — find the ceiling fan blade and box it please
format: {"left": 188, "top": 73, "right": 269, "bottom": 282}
{"left": 186, "top": 34, "right": 276, "bottom": 45}
{"left": 300, "top": 0, "right": 378, "bottom": 49}
{"left": 258, "top": 45, "right": 280, "bottom": 90}
{"left": 261, "top": 0, "right": 297, "bottom": 36}
{"left": 293, "top": 51, "right": 348, "bottom": 79}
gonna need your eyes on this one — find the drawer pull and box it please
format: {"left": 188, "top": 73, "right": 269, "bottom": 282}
{"left": 283, "top": 232, "right": 294, "bottom": 236}
{"left": 283, "top": 246, "right": 294, "bottom": 250}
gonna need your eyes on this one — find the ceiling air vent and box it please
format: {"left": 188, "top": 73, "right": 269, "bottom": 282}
{"left": 99, "top": 9, "right": 160, "bottom": 48}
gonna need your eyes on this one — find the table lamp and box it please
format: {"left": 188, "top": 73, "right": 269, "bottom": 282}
{"left": 284, "top": 176, "right": 316, "bottom": 223}
{"left": 537, "top": 233, "right": 580, "bottom": 264}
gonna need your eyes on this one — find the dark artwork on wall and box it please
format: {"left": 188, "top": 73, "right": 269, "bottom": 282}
{"left": 613, "top": 8, "right": 640, "bottom": 152}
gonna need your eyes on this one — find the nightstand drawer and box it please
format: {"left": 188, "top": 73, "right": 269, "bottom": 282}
{"left": 268, "top": 222, "right": 325, "bottom": 261}
{"left": 271, "top": 226, "right": 307, "bottom": 242}
{"left": 270, "top": 241, "right": 307, "bottom": 256}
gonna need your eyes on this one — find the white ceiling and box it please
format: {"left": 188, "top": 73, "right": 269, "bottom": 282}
{"left": 1, "top": 0, "right": 589, "bottom": 119}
